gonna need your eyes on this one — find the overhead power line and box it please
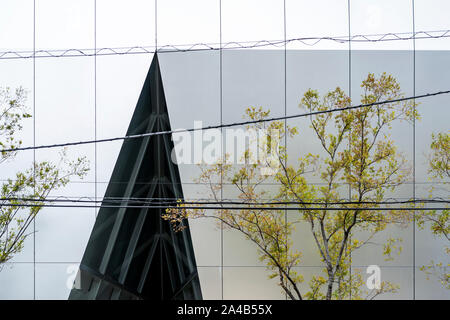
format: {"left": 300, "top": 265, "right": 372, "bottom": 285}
{"left": 1, "top": 196, "right": 448, "bottom": 206}
{"left": 1, "top": 89, "right": 449, "bottom": 154}
{"left": 0, "top": 202, "right": 447, "bottom": 211}
{"left": 0, "top": 29, "right": 449, "bottom": 60}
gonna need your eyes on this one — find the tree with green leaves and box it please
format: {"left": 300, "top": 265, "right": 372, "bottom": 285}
{"left": 0, "top": 87, "right": 89, "bottom": 268}
{"left": 165, "top": 73, "right": 421, "bottom": 300}
{"left": 418, "top": 131, "right": 449, "bottom": 289}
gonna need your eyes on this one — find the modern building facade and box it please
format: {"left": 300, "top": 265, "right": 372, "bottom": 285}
{"left": 69, "top": 54, "right": 202, "bottom": 300}
{"left": 0, "top": 0, "right": 449, "bottom": 300}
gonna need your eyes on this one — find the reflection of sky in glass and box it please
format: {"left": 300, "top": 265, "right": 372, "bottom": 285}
{"left": 0, "top": 0, "right": 449, "bottom": 300}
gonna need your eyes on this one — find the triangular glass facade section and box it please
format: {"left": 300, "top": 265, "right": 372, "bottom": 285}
{"left": 69, "top": 54, "right": 202, "bottom": 300}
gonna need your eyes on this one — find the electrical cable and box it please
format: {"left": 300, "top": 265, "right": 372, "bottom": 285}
{"left": 1, "top": 29, "right": 449, "bottom": 60}
{"left": 0, "top": 202, "right": 447, "bottom": 211}
{"left": 2, "top": 89, "right": 449, "bottom": 154}
{"left": 1, "top": 196, "right": 448, "bottom": 206}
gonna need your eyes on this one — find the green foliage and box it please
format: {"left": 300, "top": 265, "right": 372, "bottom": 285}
{"left": 420, "top": 260, "right": 450, "bottom": 290}
{"left": 416, "top": 131, "right": 449, "bottom": 289}
{"left": 428, "top": 132, "right": 450, "bottom": 180}
{"left": 0, "top": 87, "right": 89, "bottom": 267}
{"left": 165, "top": 73, "right": 421, "bottom": 299}
{"left": 0, "top": 87, "right": 31, "bottom": 163}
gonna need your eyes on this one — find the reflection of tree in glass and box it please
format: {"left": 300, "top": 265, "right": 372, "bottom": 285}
{"left": 418, "top": 131, "right": 449, "bottom": 289}
{"left": 0, "top": 87, "right": 89, "bottom": 268}
{"left": 165, "top": 73, "right": 422, "bottom": 300}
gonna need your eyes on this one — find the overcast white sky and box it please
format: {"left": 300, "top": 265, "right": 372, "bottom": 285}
{"left": 0, "top": 0, "right": 449, "bottom": 300}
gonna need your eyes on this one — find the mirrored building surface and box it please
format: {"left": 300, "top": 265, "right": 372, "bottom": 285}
{"left": 69, "top": 54, "right": 202, "bottom": 300}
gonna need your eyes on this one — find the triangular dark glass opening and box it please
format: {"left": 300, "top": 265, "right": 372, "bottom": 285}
{"left": 69, "top": 54, "right": 202, "bottom": 300}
